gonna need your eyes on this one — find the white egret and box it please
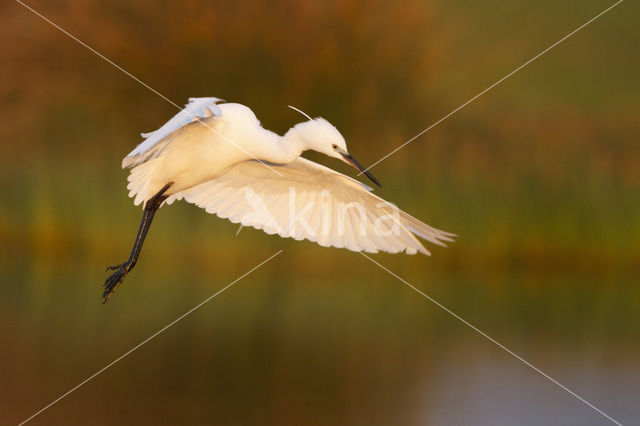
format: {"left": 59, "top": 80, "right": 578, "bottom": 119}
{"left": 104, "top": 97, "right": 454, "bottom": 302}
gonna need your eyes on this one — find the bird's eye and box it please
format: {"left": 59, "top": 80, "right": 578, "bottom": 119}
{"left": 332, "top": 144, "right": 338, "bottom": 150}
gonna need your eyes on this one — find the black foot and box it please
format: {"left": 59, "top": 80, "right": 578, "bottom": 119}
{"left": 103, "top": 262, "right": 131, "bottom": 303}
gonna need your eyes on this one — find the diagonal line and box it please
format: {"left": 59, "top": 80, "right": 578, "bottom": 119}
{"left": 359, "top": 252, "right": 623, "bottom": 425}
{"left": 359, "top": 0, "right": 624, "bottom": 175}
{"left": 14, "top": 0, "right": 283, "bottom": 176}
{"left": 18, "top": 250, "right": 283, "bottom": 426}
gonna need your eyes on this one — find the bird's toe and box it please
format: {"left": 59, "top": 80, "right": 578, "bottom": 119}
{"left": 105, "top": 262, "right": 126, "bottom": 272}
{"left": 102, "top": 265, "right": 130, "bottom": 303}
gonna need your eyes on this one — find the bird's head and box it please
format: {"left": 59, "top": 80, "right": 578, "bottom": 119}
{"left": 285, "top": 110, "right": 381, "bottom": 187}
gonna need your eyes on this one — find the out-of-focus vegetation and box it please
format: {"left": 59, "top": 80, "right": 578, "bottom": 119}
{"left": 1, "top": 0, "right": 638, "bottom": 270}
{"left": 1, "top": 0, "right": 639, "bottom": 424}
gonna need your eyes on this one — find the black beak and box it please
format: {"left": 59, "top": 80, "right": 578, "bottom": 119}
{"left": 341, "top": 153, "right": 382, "bottom": 187}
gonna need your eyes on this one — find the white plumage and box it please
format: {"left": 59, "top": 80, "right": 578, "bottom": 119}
{"left": 129, "top": 97, "right": 223, "bottom": 160}
{"left": 122, "top": 97, "right": 454, "bottom": 255}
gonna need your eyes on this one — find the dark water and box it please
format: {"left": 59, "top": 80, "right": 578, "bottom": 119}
{"left": 2, "top": 244, "right": 638, "bottom": 425}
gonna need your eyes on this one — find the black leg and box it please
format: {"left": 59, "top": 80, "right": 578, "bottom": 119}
{"left": 103, "top": 183, "right": 172, "bottom": 303}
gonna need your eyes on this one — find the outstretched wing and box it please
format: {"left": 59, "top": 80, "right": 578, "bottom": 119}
{"left": 123, "top": 97, "right": 223, "bottom": 168}
{"left": 169, "top": 157, "right": 455, "bottom": 255}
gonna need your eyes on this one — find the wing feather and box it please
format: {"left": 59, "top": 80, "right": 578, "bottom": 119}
{"left": 172, "top": 157, "right": 454, "bottom": 255}
{"left": 123, "top": 97, "right": 223, "bottom": 168}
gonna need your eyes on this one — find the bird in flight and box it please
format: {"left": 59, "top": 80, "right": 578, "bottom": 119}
{"left": 103, "top": 97, "right": 454, "bottom": 302}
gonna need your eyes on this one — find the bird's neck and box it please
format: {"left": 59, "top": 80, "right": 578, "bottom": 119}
{"left": 258, "top": 128, "right": 306, "bottom": 164}
{"left": 248, "top": 122, "right": 313, "bottom": 164}
{"left": 282, "top": 131, "right": 307, "bottom": 162}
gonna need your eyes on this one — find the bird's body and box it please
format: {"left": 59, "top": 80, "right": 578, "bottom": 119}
{"left": 126, "top": 102, "right": 274, "bottom": 202}
{"left": 103, "top": 97, "right": 454, "bottom": 302}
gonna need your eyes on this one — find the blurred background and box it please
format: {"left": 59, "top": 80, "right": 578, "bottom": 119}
{"left": 1, "top": 0, "right": 638, "bottom": 424}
